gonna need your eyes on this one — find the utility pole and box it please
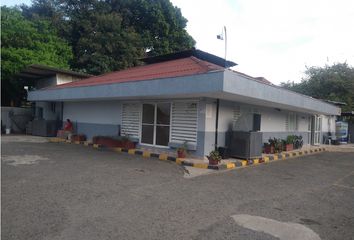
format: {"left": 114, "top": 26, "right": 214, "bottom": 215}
{"left": 217, "top": 26, "right": 227, "bottom": 67}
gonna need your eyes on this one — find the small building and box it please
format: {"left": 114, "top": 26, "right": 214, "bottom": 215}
{"left": 27, "top": 49, "right": 340, "bottom": 157}
{"left": 19, "top": 64, "right": 91, "bottom": 121}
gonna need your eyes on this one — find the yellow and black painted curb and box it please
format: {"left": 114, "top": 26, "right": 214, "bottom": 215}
{"left": 241, "top": 147, "right": 327, "bottom": 168}
{"left": 48, "top": 138, "right": 326, "bottom": 170}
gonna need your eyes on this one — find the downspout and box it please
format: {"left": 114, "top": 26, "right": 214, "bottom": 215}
{"left": 215, "top": 98, "right": 220, "bottom": 151}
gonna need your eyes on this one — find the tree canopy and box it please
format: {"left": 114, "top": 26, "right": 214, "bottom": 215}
{"left": 280, "top": 63, "right": 354, "bottom": 112}
{"left": 21, "top": 0, "right": 195, "bottom": 75}
{"left": 1, "top": 6, "right": 73, "bottom": 106}
{"left": 1, "top": 0, "right": 195, "bottom": 106}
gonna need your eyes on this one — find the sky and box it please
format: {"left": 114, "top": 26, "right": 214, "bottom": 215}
{"left": 3, "top": 0, "right": 354, "bottom": 85}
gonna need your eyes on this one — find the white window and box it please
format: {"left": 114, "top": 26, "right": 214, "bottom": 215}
{"left": 232, "top": 105, "right": 241, "bottom": 130}
{"left": 170, "top": 102, "right": 198, "bottom": 144}
{"left": 286, "top": 113, "right": 298, "bottom": 131}
{"left": 121, "top": 103, "right": 141, "bottom": 138}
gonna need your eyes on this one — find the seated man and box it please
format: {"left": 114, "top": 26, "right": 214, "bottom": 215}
{"left": 64, "top": 119, "right": 73, "bottom": 132}
{"left": 57, "top": 119, "right": 74, "bottom": 139}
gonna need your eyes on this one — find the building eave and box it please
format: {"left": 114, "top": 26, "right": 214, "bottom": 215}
{"left": 28, "top": 69, "right": 341, "bottom": 116}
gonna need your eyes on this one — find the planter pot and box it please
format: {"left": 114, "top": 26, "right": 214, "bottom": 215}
{"left": 177, "top": 150, "right": 186, "bottom": 158}
{"left": 93, "top": 137, "right": 122, "bottom": 148}
{"left": 264, "top": 146, "right": 275, "bottom": 154}
{"left": 92, "top": 137, "right": 137, "bottom": 149}
{"left": 208, "top": 159, "right": 220, "bottom": 165}
{"left": 284, "top": 144, "right": 293, "bottom": 152}
{"left": 123, "top": 141, "right": 136, "bottom": 149}
{"left": 72, "top": 134, "right": 86, "bottom": 142}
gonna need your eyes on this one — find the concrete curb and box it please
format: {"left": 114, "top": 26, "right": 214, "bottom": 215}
{"left": 48, "top": 138, "right": 326, "bottom": 170}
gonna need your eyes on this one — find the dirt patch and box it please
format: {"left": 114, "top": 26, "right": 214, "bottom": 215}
{"left": 2, "top": 155, "right": 49, "bottom": 166}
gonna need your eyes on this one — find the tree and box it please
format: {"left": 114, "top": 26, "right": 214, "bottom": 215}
{"left": 1, "top": 6, "right": 73, "bottom": 106}
{"left": 280, "top": 63, "right": 354, "bottom": 112}
{"left": 21, "top": 0, "right": 195, "bottom": 75}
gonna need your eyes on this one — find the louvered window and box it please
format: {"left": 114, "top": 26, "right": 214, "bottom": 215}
{"left": 232, "top": 105, "right": 241, "bottom": 129}
{"left": 171, "top": 102, "right": 198, "bottom": 144}
{"left": 121, "top": 103, "right": 141, "bottom": 138}
{"left": 286, "top": 113, "right": 298, "bottom": 131}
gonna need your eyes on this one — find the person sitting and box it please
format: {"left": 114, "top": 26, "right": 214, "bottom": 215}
{"left": 64, "top": 119, "right": 73, "bottom": 132}
{"left": 57, "top": 119, "right": 74, "bottom": 139}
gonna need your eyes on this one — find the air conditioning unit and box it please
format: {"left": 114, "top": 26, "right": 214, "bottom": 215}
{"left": 228, "top": 131, "right": 263, "bottom": 159}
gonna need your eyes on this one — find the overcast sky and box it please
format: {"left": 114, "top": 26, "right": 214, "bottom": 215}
{"left": 3, "top": 0, "right": 354, "bottom": 84}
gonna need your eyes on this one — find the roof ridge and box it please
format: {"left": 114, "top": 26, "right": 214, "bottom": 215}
{"left": 51, "top": 59, "right": 185, "bottom": 89}
{"left": 47, "top": 57, "right": 217, "bottom": 90}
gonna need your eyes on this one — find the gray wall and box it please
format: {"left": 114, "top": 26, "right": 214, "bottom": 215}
{"left": 1, "top": 107, "right": 33, "bottom": 133}
{"left": 36, "top": 101, "right": 62, "bottom": 121}
{"left": 74, "top": 122, "right": 120, "bottom": 139}
{"left": 63, "top": 100, "right": 122, "bottom": 139}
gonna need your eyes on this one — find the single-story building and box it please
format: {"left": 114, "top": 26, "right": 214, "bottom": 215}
{"left": 27, "top": 49, "right": 340, "bottom": 157}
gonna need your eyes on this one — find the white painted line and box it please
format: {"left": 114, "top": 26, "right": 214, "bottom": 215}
{"left": 231, "top": 214, "right": 321, "bottom": 240}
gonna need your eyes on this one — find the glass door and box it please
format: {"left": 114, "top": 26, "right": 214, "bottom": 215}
{"left": 311, "top": 115, "right": 321, "bottom": 145}
{"left": 314, "top": 116, "right": 322, "bottom": 145}
{"left": 155, "top": 103, "right": 170, "bottom": 146}
{"left": 141, "top": 104, "right": 155, "bottom": 144}
{"left": 141, "top": 103, "right": 170, "bottom": 146}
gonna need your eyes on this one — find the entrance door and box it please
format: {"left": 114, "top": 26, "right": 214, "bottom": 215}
{"left": 141, "top": 103, "right": 171, "bottom": 146}
{"left": 311, "top": 115, "right": 321, "bottom": 145}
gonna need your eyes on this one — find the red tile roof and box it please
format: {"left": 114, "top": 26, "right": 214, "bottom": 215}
{"left": 51, "top": 56, "right": 224, "bottom": 89}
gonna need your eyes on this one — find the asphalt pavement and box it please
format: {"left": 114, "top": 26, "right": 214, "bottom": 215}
{"left": 2, "top": 135, "right": 354, "bottom": 240}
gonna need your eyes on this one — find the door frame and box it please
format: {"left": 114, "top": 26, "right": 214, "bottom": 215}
{"left": 140, "top": 102, "right": 171, "bottom": 148}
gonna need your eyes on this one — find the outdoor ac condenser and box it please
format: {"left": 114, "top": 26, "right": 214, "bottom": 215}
{"left": 32, "top": 120, "right": 60, "bottom": 137}
{"left": 228, "top": 131, "right": 263, "bottom": 159}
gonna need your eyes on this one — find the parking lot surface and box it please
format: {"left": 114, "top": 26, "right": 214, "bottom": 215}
{"left": 2, "top": 136, "right": 354, "bottom": 240}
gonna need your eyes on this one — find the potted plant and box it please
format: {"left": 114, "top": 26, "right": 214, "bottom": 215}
{"left": 207, "top": 150, "right": 222, "bottom": 165}
{"left": 293, "top": 135, "right": 303, "bottom": 149}
{"left": 263, "top": 142, "right": 274, "bottom": 154}
{"left": 177, "top": 141, "right": 188, "bottom": 158}
{"left": 72, "top": 134, "right": 86, "bottom": 142}
{"left": 284, "top": 135, "right": 294, "bottom": 151}
{"left": 273, "top": 138, "right": 283, "bottom": 153}
{"left": 266, "top": 138, "right": 276, "bottom": 154}
{"left": 266, "top": 138, "right": 283, "bottom": 153}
